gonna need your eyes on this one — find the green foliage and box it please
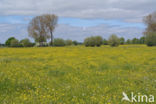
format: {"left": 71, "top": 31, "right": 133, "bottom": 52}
{"left": 0, "top": 43, "right": 5, "bottom": 47}
{"left": 5, "top": 37, "right": 16, "bottom": 46}
{"left": 65, "top": 39, "right": 73, "bottom": 46}
{"left": 139, "top": 37, "right": 145, "bottom": 44}
{"left": 84, "top": 37, "right": 95, "bottom": 47}
{"left": 125, "top": 37, "right": 146, "bottom": 44}
{"left": 53, "top": 38, "right": 65, "bottom": 46}
{"left": 5, "top": 37, "right": 22, "bottom": 47}
{"left": 108, "top": 34, "right": 120, "bottom": 47}
{"left": 84, "top": 36, "right": 103, "bottom": 47}
{"left": 10, "top": 39, "right": 19, "bottom": 47}
{"left": 120, "top": 37, "right": 125, "bottom": 45}
{"left": 103, "top": 39, "right": 108, "bottom": 45}
{"left": 132, "top": 38, "right": 140, "bottom": 44}
{"left": 72, "top": 40, "right": 78, "bottom": 45}
{"left": 94, "top": 36, "right": 103, "bottom": 47}
{"left": 145, "top": 32, "right": 156, "bottom": 46}
{"left": 20, "top": 38, "right": 34, "bottom": 47}
{"left": 126, "top": 39, "right": 131, "bottom": 44}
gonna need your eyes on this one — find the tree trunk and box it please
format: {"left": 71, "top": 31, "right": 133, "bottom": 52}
{"left": 50, "top": 31, "right": 53, "bottom": 46}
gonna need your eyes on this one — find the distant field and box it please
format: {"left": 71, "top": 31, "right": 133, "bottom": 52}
{"left": 0, "top": 45, "right": 155, "bottom": 103}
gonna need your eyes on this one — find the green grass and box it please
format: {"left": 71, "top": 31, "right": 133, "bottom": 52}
{"left": 0, "top": 45, "right": 155, "bottom": 104}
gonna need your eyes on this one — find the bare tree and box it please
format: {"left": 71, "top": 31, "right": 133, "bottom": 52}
{"left": 143, "top": 12, "right": 156, "bottom": 46}
{"left": 143, "top": 11, "right": 156, "bottom": 34}
{"left": 28, "top": 14, "right": 58, "bottom": 46}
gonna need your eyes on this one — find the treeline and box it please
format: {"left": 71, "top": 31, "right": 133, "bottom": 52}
{"left": 83, "top": 35, "right": 147, "bottom": 47}
{"left": 1, "top": 37, "right": 81, "bottom": 47}
{"left": 4, "top": 37, "right": 34, "bottom": 47}
{"left": 0, "top": 35, "right": 148, "bottom": 48}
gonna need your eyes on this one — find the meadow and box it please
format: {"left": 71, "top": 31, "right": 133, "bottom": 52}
{"left": 0, "top": 45, "right": 155, "bottom": 104}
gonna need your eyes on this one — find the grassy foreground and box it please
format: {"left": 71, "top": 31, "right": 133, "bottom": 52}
{"left": 0, "top": 45, "right": 155, "bottom": 104}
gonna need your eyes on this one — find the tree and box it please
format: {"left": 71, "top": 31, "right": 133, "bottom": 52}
{"left": 10, "top": 39, "right": 19, "bottom": 47}
{"left": 0, "top": 43, "right": 5, "bottom": 47}
{"left": 53, "top": 38, "right": 65, "bottom": 46}
{"left": 126, "top": 39, "right": 131, "bottom": 44}
{"left": 145, "top": 32, "right": 156, "bottom": 46}
{"left": 108, "top": 34, "right": 120, "bottom": 47}
{"left": 84, "top": 37, "right": 90, "bottom": 47}
{"left": 120, "top": 37, "right": 125, "bottom": 45}
{"left": 132, "top": 38, "right": 139, "bottom": 44}
{"left": 84, "top": 36, "right": 103, "bottom": 47}
{"left": 84, "top": 37, "right": 95, "bottom": 47}
{"left": 72, "top": 40, "right": 78, "bottom": 45}
{"left": 65, "top": 39, "right": 73, "bottom": 46}
{"left": 103, "top": 39, "right": 108, "bottom": 45}
{"left": 139, "top": 37, "right": 145, "bottom": 44}
{"left": 143, "top": 11, "right": 156, "bottom": 46}
{"left": 20, "top": 38, "right": 34, "bottom": 47}
{"left": 28, "top": 14, "right": 58, "bottom": 46}
{"left": 94, "top": 36, "right": 103, "bottom": 47}
{"left": 5, "top": 37, "right": 16, "bottom": 46}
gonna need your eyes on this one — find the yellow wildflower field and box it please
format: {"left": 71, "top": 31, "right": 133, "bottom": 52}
{"left": 0, "top": 45, "right": 155, "bottom": 103}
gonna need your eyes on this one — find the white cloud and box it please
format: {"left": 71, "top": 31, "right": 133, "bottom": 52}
{"left": 0, "top": 0, "right": 152, "bottom": 43}
{"left": 0, "top": 23, "right": 144, "bottom": 43}
{"left": 0, "top": 0, "right": 155, "bottom": 22}
{"left": 0, "top": 24, "right": 29, "bottom": 43}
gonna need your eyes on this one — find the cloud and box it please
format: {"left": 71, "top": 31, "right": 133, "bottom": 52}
{"left": 0, "top": 0, "right": 152, "bottom": 43}
{"left": 0, "top": 0, "right": 155, "bottom": 22}
{"left": 0, "top": 24, "right": 29, "bottom": 43}
{"left": 0, "top": 23, "right": 144, "bottom": 43}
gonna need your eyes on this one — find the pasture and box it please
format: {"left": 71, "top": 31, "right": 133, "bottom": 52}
{"left": 0, "top": 45, "right": 155, "bottom": 103}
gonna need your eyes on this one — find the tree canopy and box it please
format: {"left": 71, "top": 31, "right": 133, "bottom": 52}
{"left": 143, "top": 11, "right": 156, "bottom": 46}
{"left": 28, "top": 14, "right": 58, "bottom": 45}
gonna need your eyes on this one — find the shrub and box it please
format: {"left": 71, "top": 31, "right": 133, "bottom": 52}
{"left": 65, "top": 40, "right": 73, "bottom": 46}
{"left": 10, "top": 39, "right": 19, "bottom": 47}
{"left": 145, "top": 32, "right": 156, "bottom": 46}
{"left": 126, "top": 39, "right": 132, "bottom": 44}
{"left": 108, "top": 34, "right": 120, "bottom": 47}
{"left": 72, "top": 40, "right": 78, "bottom": 45}
{"left": 120, "top": 37, "right": 125, "bottom": 45}
{"left": 103, "top": 39, "right": 108, "bottom": 45}
{"left": 84, "top": 37, "right": 89, "bottom": 47}
{"left": 84, "top": 37, "right": 94, "bottom": 47}
{"left": 139, "top": 37, "right": 145, "bottom": 44}
{"left": 132, "top": 38, "right": 140, "bottom": 44}
{"left": 53, "top": 38, "right": 65, "bottom": 46}
{"left": 84, "top": 36, "right": 103, "bottom": 47}
{"left": 20, "top": 38, "right": 34, "bottom": 47}
{"left": 5, "top": 37, "right": 16, "bottom": 46}
{"left": 94, "top": 36, "right": 103, "bottom": 47}
{"left": 0, "top": 43, "right": 5, "bottom": 47}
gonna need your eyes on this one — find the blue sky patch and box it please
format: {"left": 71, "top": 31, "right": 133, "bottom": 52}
{"left": 0, "top": 15, "right": 146, "bottom": 29}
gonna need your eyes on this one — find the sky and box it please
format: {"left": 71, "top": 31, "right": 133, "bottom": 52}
{"left": 0, "top": 0, "right": 156, "bottom": 43}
